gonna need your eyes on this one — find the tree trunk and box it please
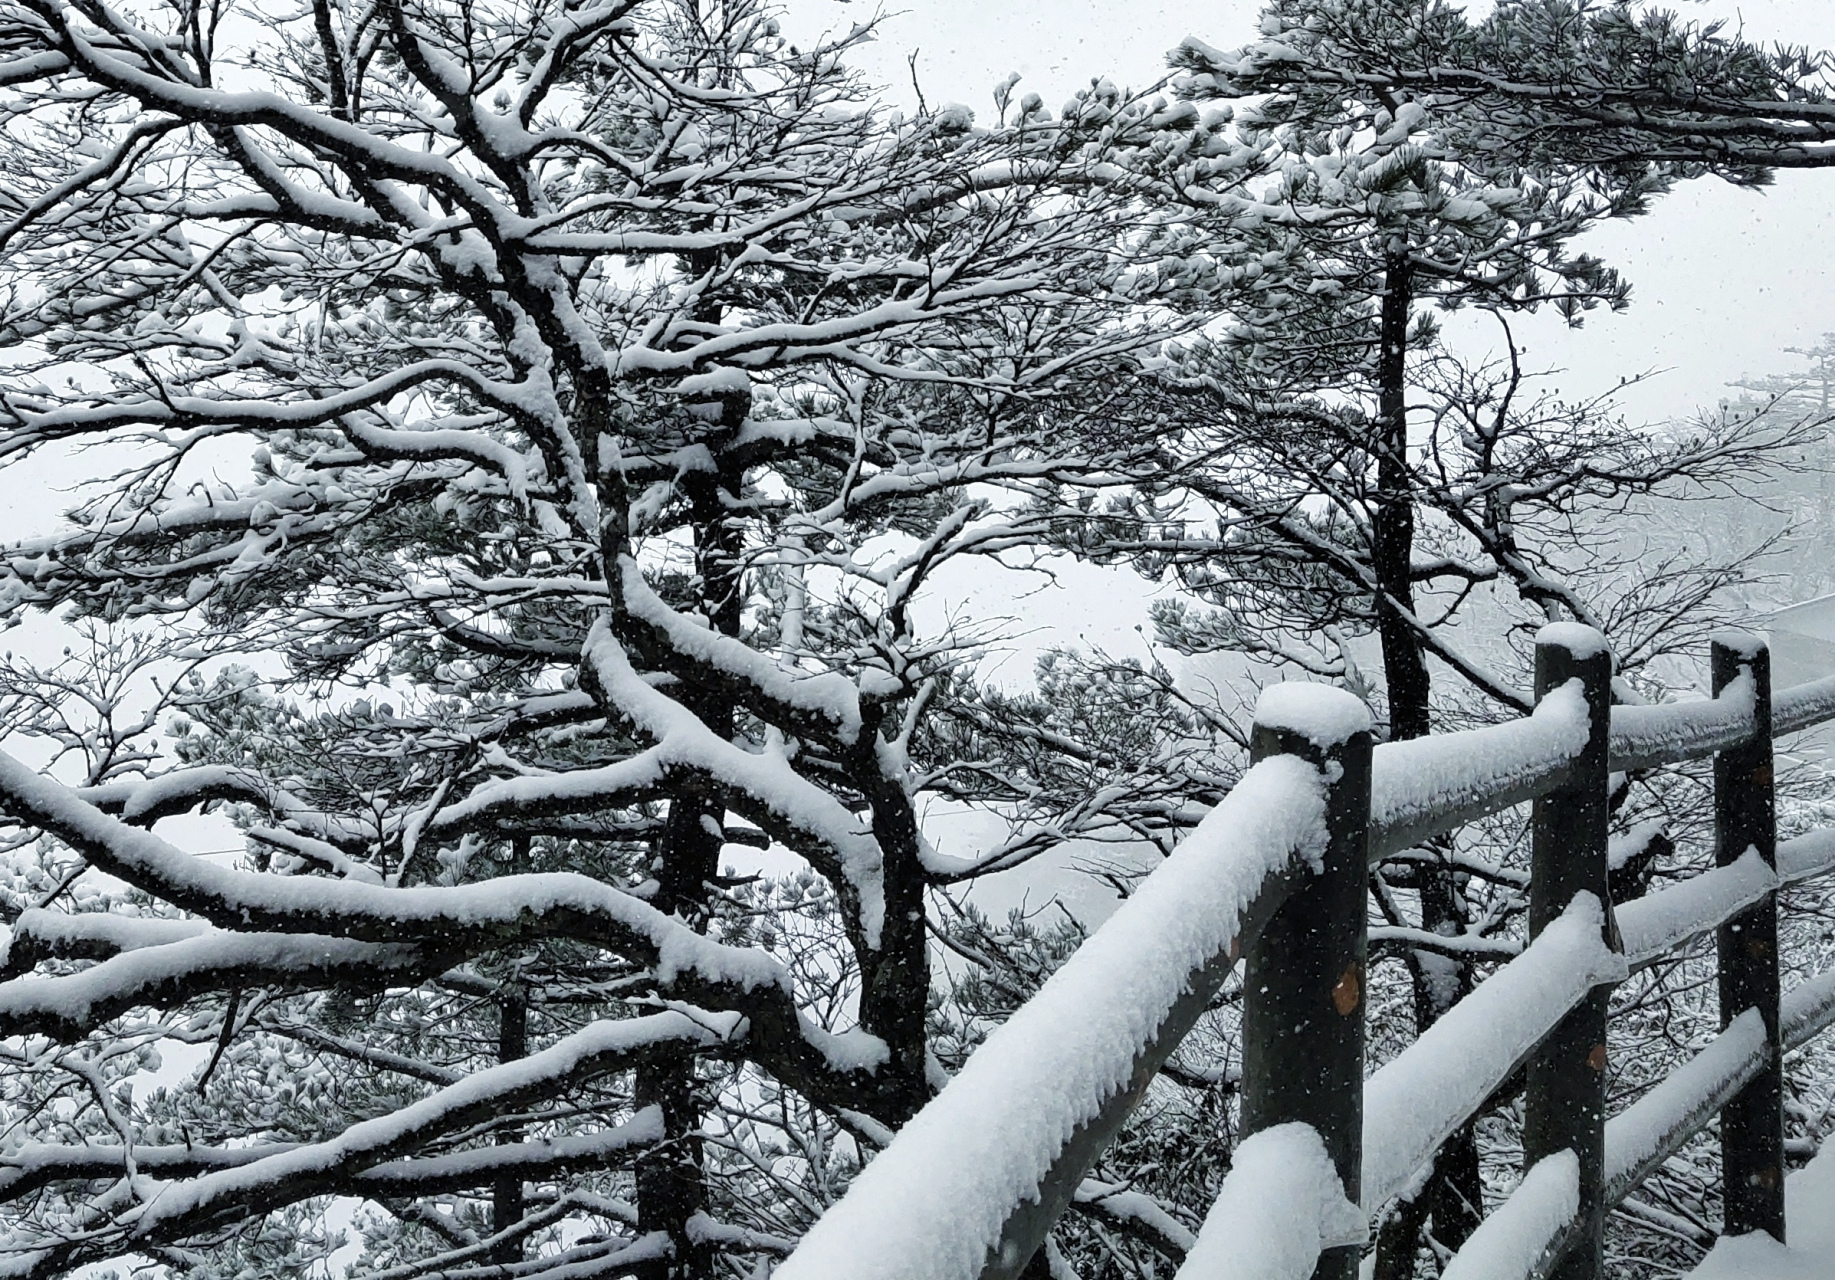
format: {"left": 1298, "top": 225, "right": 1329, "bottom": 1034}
{"left": 1371, "top": 251, "right": 1431, "bottom": 743}
{"left": 633, "top": 413, "right": 745, "bottom": 1280}
{"left": 1369, "top": 251, "right": 1483, "bottom": 1267}
{"left": 632, "top": 799, "right": 720, "bottom": 1280}
{"left": 490, "top": 983, "right": 528, "bottom": 1264}
{"left": 491, "top": 837, "right": 531, "bottom": 1264}
{"left": 850, "top": 749, "right": 937, "bottom": 1126}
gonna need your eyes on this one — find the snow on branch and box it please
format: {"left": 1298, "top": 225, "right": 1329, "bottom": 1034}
{"left": 0, "top": 927, "right": 429, "bottom": 1041}
{"left": 0, "top": 746, "right": 786, "bottom": 993}
{"left": 614, "top": 557, "right": 873, "bottom": 746}
{"left": 0, "top": 909, "right": 210, "bottom": 975}
{"left": 129, "top": 1011, "right": 733, "bottom": 1242}
{"left": 0, "top": 1108, "right": 663, "bottom": 1205}
{"left": 582, "top": 620, "right": 888, "bottom": 946}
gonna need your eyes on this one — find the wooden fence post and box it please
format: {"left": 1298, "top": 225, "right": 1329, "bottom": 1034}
{"left": 1713, "top": 632, "right": 1785, "bottom": 1241}
{"left": 1525, "top": 624, "right": 1616, "bottom": 1280}
{"left": 1242, "top": 686, "right": 1374, "bottom": 1280}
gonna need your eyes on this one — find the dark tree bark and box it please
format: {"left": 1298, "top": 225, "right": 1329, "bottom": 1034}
{"left": 490, "top": 984, "right": 529, "bottom": 1265}
{"left": 491, "top": 836, "right": 532, "bottom": 1265}
{"left": 632, "top": 392, "right": 746, "bottom": 1280}
{"left": 1370, "top": 251, "right": 1482, "bottom": 1267}
{"left": 1371, "top": 252, "right": 1431, "bottom": 745}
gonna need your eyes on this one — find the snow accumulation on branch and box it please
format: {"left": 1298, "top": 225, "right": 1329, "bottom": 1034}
{"left": 1174, "top": 1123, "right": 1363, "bottom": 1280}
{"left": 0, "top": 1108, "right": 663, "bottom": 1203}
{"left": 581, "top": 620, "right": 887, "bottom": 946}
{"left": 615, "top": 558, "right": 872, "bottom": 746}
{"left": 132, "top": 1012, "right": 735, "bottom": 1239}
{"left": 774, "top": 754, "right": 1330, "bottom": 1280}
{"left": 0, "top": 747, "right": 787, "bottom": 994}
{"left": 1368, "top": 680, "right": 1590, "bottom": 860}
{"left": 350, "top": 1110, "right": 664, "bottom": 1196}
{"left": 1607, "top": 672, "right": 1756, "bottom": 773}
{"left": 77, "top": 764, "right": 309, "bottom": 826}
{"left": 0, "top": 929, "right": 427, "bottom": 1041}
{"left": 76, "top": 766, "right": 382, "bottom": 879}
{"left": 1362, "top": 894, "right": 1625, "bottom": 1211}
{"left": 1073, "top": 1181, "right": 1200, "bottom": 1258}
{"left": 0, "top": 909, "right": 210, "bottom": 972}
{"left": 416, "top": 743, "right": 677, "bottom": 832}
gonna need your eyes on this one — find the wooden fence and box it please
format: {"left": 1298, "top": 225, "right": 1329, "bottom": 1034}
{"left": 774, "top": 623, "right": 1835, "bottom": 1280}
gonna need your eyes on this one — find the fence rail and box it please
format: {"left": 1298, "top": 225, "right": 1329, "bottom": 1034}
{"left": 776, "top": 626, "right": 1835, "bottom": 1280}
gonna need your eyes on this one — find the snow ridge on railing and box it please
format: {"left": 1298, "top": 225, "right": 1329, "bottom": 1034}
{"left": 1439, "top": 1151, "right": 1580, "bottom": 1280}
{"left": 1616, "top": 850, "right": 1777, "bottom": 970}
{"left": 1361, "top": 657, "right": 1835, "bottom": 863}
{"left": 778, "top": 635, "right": 1835, "bottom": 1280}
{"left": 1368, "top": 682, "right": 1589, "bottom": 859}
{"left": 1361, "top": 895, "right": 1625, "bottom": 1211}
{"left": 1435, "top": 946, "right": 1835, "bottom": 1280}
{"left": 1173, "top": 1124, "right": 1364, "bottom": 1280}
{"left": 1773, "top": 670, "right": 1835, "bottom": 738}
{"left": 1607, "top": 674, "right": 1756, "bottom": 773}
{"left": 1780, "top": 825, "right": 1835, "bottom": 884}
{"left": 775, "top": 753, "right": 1332, "bottom": 1280}
{"left": 1601, "top": 663, "right": 1835, "bottom": 776}
{"left": 1603, "top": 1010, "right": 1771, "bottom": 1209}
{"left": 1434, "top": 840, "right": 1835, "bottom": 1280}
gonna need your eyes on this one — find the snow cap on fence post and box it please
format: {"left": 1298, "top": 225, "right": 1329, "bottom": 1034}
{"left": 1525, "top": 623, "right": 1616, "bottom": 1280}
{"left": 1711, "top": 631, "right": 1785, "bottom": 1240}
{"left": 1241, "top": 683, "right": 1373, "bottom": 1280}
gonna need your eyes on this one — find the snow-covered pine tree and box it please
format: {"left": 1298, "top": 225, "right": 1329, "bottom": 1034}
{"left": 0, "top": 1, "right": 1273, "bottom": 1274}
{"left": 1069, "top": 1, "right": 1835, "bottom": 1271}
{"left": 1173, "top": 0, "right": 1835, "bottom": 182}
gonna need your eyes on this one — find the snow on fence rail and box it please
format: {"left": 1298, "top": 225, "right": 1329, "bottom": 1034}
{"left": 778, "top": 627, "right": 1835, "bottom": 1280}
{"left": 774, "top": 693, "right": 1352, "bottom": 1280}
{"left": 1448, "top": 958, "right": 1835, "bottom": 1280}
{"left": 1368, "top": 683, "right": 1589, "bottom": 859}
{"left": 1773, "top": 670, "right": 1835, "bottom": 738}
{"left": 1358, "top": 895, "right": 1627, "bottom": 1214}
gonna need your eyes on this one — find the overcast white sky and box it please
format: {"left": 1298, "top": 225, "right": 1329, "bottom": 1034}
{"left": 779, "top": 0, "right": 1835, "bottom": 427}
